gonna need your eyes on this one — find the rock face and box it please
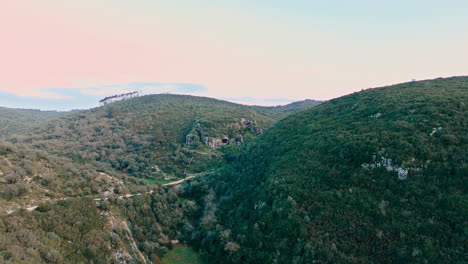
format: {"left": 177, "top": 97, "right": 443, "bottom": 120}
{"left": 202, "top": 136, "right": 230, "bottom": 149}
{"left": 185, "top": 135, "right": 196, "bottom": 146}
{"left": 184, "top": 118, "right": 264, "bottom": 149}
{"left": 361, "top": 156, "right": 410, "bottom": 180}
{"left": 242, "top": 118, "right": 263, "bottom": 136}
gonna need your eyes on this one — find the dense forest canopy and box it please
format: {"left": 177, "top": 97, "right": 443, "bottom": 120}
{"left": 188, "top": 77, "right": 468, "bottom": 263}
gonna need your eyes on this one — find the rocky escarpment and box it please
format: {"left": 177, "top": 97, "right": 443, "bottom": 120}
{"left": 185, "top": 118, "right": 264, "bottom": 149}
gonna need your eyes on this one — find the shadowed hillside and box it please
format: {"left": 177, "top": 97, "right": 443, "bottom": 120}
{"left": 190, "top": 77, "right": 468, "bottom": 263}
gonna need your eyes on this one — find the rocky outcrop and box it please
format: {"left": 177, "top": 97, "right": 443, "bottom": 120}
{"left": 240, "top": 118, "right": 262, "bottom": 135}
{"left": 202, "top": 136, "right": 230, "bottom": 149}
{"left": 361, "top": 156, "right": 410, "bottom": 180}
{"left": 185, "top": 135, "right": 196, "bottom": 146}
{"left": 429, "top": 127, "right": 442, "bottom": 137}
{"left": 183, "top": 118, "right": 264, "bottom": 149}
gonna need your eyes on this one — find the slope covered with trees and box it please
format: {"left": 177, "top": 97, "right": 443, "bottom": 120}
{"left": 0, "top": 138, "right": 204, "bottom": 263}
{"left": 191, "top": 77, "right": 468, "bottom": 263}
{"left": 10, "top": 94, "right": 282, "bottom": 180}
{"left": 0, "top": 107, "right": 72, "bottom": 138}
{"left": 1, "top": 78, "right": 465, "bottom": 263}
{"left": 0, "top": 140, "right": 125, "bottom": 214}
{"left": 0, "top": 94, "right": 322, "bottom": 263}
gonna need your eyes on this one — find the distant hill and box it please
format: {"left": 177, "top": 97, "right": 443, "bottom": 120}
{"left": 192, "top": 77, "right": 468, "bottom": 263}
{"left": 0, "top": 107, "right": 72, "bottom": 138}
{"left": 10, "top": 94, "right": 283, "bottom": 179}
{"left": 256, "top": 99, "right": 322, "bottom": 114}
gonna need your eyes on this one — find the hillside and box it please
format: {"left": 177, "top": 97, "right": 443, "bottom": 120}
{"left": 10, "top": 94, "right": 281, "bottom": 180}
{"left": 0, "top": 138, "right": 202, "bottom": 263}
{"left": 1, "top": 79, "right": 465, "bottom": 263}
{"left": 0, "top": 139, "right": 129, "bottom": 263}
{"left": 0, "top": 140, "right": 126, "bottom": 214}
{"left": 0, "top": 107, "right": 72, "bottom": 138}
{"left": 0, "top": 94, "right": 322, "bottom": 263}
{"left": 190, "top": 77, "right": 468, "bottom": 263}
{"left": 256, "top": 99, "right": 322, "bottom": 114}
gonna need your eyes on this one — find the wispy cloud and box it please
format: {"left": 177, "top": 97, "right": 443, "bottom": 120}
{"left": 80, "top": 82, "right": 208, "bottom": 96}
{"left": 0, "top": 82, "right": 300, "bottom": 110}
{"left": 0, "top": 91, "right": 82, "bottom": 111}
{"left": 0, "top": 83, "right": 208, "bottom": 111}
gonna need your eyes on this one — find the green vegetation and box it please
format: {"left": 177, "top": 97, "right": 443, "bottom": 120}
{"left": 0, "top": 107, "right": 72, "bottom": 138}
{"left": 0, "top": 140, "right": 124, "bottom": 211}
{"left": 11, "top": 94, "right": 281, "bottom": 180}
{"left": 189, "top": 77, "right": 468, "bottom": 263}
{"left": 254, "top": 99, "right": 322, "bottom": 114}
{"left": 0, "top": 78, "right": 466, "bottom": 263}
{"left": 143, "top": 177, "right": 177, "bottom": 185}
{"left": 144, "top": 178, "right": 159, "bottom": 185}
{"left": 162, "top": 244, "right": 206, "bottom": 264}
{"left": 0, "top": 198, "right": 113, "bottom": 264}
{"left": 119, "top": 185, "right": 211, "bottom": 263}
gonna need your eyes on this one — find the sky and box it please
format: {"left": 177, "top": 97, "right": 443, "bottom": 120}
{"left": 0, "top": 0, "right": 467, "bottom": 110}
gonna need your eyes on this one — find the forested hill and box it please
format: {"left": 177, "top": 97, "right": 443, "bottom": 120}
{"left": 9, "top": 94, "right": 286, "bottom": 180}
{"left": 192, "top": 77, "right": 468, "bottom": 263}
{"left": 0, "top": 107, "right": 72, "bottom": 138}
{"left": 0, "top": 138, "right": 197, "bottom": 263}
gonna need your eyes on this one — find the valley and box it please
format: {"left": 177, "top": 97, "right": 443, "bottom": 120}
{"left": 0, "top": 77, "right": 466, "bottom": 263}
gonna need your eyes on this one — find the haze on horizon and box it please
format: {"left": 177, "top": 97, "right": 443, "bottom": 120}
{"left": 1, "top": 0, "right": 467, "bottom": 110}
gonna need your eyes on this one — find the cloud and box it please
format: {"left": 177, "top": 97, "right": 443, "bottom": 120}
{"left": 80, "top": 85, "right": 130, "bottom": 96}
{"left": 0, "top": 91, "right": 83, "bottom": 111}
{"left": 0, "top": 82, "right": 208, "bottom": 110}
{"left": 80, "top": 82, "right": 208, "bottom": 96}
{"left": 0, "top": 82, "right": 298, "bottom": 110}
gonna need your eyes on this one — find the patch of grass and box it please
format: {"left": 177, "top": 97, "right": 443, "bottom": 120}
{"left": 161, "top": 244, "right": 205, "bottom": 264}
{"left": 143, "top": 178, "right": 157, "bottom": 185}
{"left": 155, "top": 179, "right": 175, "bottom": 185}
{"left": 143, "top": 178, "right": 176, "bottom": 185}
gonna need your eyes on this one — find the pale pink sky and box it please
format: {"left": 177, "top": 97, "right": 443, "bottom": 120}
{"left": 1, "top": 0, "right": 467, "bottom": 108}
